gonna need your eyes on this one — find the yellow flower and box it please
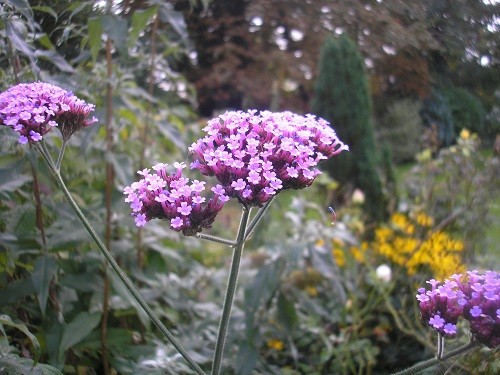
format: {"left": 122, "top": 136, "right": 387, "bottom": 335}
{"left": 415, "top": 212, "right": 434, "bottom": 227}
{"left": 367, "top": 212, "right": 464, "bottom": 279}
{"left": 315, "top": 239, "right": 325, "bottom": 248}
{"left": 332, "top": 248, "right": 346, "bottom": 267}
{"left": 350, "top": 246, "right": 365, "bottom": 263}
{"left": 305, "top": 286, "right": 318, "bottom": 297}
{"left": 391, "top": 213, "right": 409, "bottom": 229}
{"left": 460, "top": 128, "right": 470, "bottom": 140}
{"left": 267, "top": 339, "right": 285, "bottom": 351}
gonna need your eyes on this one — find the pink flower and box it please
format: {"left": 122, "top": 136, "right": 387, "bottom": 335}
{"left": 189, "top": 110, "right": 348, "bottom": 207}
{"left": 124, "top": 163, "right": 225, "bottom": 236}
{"left": 0, "top": 82, "right": 97, "bottom": 144}
{"left": 417, "top": 271, "right": 500, "bottom": 347}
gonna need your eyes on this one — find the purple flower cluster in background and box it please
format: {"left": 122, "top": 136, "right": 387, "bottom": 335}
{"left": 0, "top": 82, "right": 97, "bottom": 144}
{"left": 123, "top": 163, "right": 229, "bottom": 236}
{"left": 416, "top": 270, "right": 499, "bottom": 348}
{"left": 189, "top": 110, "right": 348, "bottom": 207}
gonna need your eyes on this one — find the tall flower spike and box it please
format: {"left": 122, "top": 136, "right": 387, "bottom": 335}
{"left": 189, "top": 110, "right": 348, "bottom": 207}
{"left": 0, "top": 82, "right": 97, "bottom": 143}
{"left": 124, "top": 163, "right": 229, "bottom": 236}
{"left": 417, "top": 270, "right": 499, "bottom": 348}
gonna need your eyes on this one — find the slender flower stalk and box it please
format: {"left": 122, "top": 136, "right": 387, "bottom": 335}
{"left": 391, "top": 340, "right": 479, "bottom": 375}
{"left": 34, "top": 141, "right": 207, "bottom": 375}
{"left": 244, "top": 196, "right": 274, "bottom": 241}
{"left": 212, "top": 206, "right": 251, "bottom": 375}
{"left": 196, "top": 233, "right": 237, "bottom": 247}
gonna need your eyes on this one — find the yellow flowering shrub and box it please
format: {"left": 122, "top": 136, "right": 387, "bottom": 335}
{"left": 368, "top": 212, "right": 465, "bottom": 279}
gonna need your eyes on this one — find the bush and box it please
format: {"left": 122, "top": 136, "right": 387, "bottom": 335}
{"left": 420, "top": 90, "right": 455, "bottom": 148}
{"left": 405, "top": 131, "right": 500, "bottom": 256}
{"left": 442, "top": 86, "right": 487, "bottom": 137}
{"left": 378, "top": 99, "right": 423, "bottom": 164}
{"left": 311, "top": 35, "right": 386, "bottom": 222}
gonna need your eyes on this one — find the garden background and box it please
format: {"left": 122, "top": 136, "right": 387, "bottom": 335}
{"left": 0, "top": 0, "right": 499, "bottom": 374}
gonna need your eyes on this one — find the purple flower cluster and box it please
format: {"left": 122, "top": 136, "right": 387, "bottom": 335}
{"left": 189, "top": 110, "right": 348, "bottom": 207}
{"left": 416, "top": 270, "right": 499, "bottom": 348}
{"left": 0, "top": 82, "right": 97, "bottom": 144}
{"left": 123, "top": 163, "right": 229, "bottom": 236}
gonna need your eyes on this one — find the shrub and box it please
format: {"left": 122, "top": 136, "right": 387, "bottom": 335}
{"left": 442, "top": 86, "right": 487, "bottom": 137}
{"left": 406, "top": 131, "right": 500, "bottom": 256}
{"left": 420, "top": 90, "right": 455, "bottom": 148}
{"left": 378, "top": 99, "right": 423, "bottom": 164}
{"left": 311, "top": 35, "right": 386, "bottom": 222}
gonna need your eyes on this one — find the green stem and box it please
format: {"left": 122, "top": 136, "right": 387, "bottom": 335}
{"left": 212, "top": 206, "right": 251, "bottom": 375}
{"left": 35, "top": 142, "right": 207, "bottom": 375}
{"left": 244, "top": 197, "right": 273, "bottom": 241}
{"left": 437, "top": 333, "right": 444, "bottom": 359}
{"left": 196, "top": 233, "right": 236, "bottom": 247}
{"left": 391, "top": 340, "right": 478, "bottom": 375}
{"left": 55, "top": 140, "right": 68, "bottom": 171}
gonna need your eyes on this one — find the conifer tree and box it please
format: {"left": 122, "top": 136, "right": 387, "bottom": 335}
{"left": 312, "top": 35, "right": 386, "bottom": 221}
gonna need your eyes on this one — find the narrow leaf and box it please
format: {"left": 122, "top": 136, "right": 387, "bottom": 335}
{"left": 87, "top": 17, "right": 103, "bottom": 62}
{"left": 31, "top": 5, "right": 58, "bottom": 21}
{"left": 110, "top": 272, "right": 150, "bottom": 330}
{"left": 4, "top": 0, "right": 35, "bottom": 24}
{"left": 5, "top": 19, "right": 35, "bottom": 57}
{"left": 102, "top": 14, "right": 128, "bottom": 55}
{"left": 277, "top": 292, "right": 298, "bottom": 332}
{"left": 0, "top": 314, "right": 41, "bottom": 365}
{"left": 59, "top": 312, "right": 101, "bottom": 356}
{"left": 236, "top": 342, "right": 258, "bottom": 375}
{"left": 158, "top": 3, "right": 188, "bottom": 41}
{"left": 128, "top": 6, "right": 158, "bottom": 48}
{"left": 34, "top": 49, "right": 74, "bottom": 73}
{"left": 31, "top": 255, "right": 58, "bottom": 317}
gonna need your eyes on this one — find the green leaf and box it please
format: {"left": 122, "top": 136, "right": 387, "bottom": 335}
{"left": 102, "top": 14, "right": 128, "bottom": 55}
{"left": 0, "top": 354, "right": 64, "bottom": 375}
{"left": 67, "top": 1, "right": 92, "bottom": 23}
{"left": 245, "top": 258, "right": 284, "bottom": 314}
{"left": 0, "top": 277, "right": 35, "bottom": 306}
{"left": 37, "top": 34, "right": 55, "bottom": 50}
{"left": 128, "top": 6, "right": 158, "bottom": 48}
{"left": 34, "top": 49, "right": 74, "bottom": 73}
{"left": 4, "top": 0, "right": 35, "bottom": 24}
{"left": 31, "top": 5, "right": 58, "bottom": 22}
{"left": 5, "top": 18, "right": 34, "bottom": 58}
{"left": 87, "top": 17, "right": 103, "bottom": 62}
{"left": 0, "top": 314, "right": 41, "bottom": 365}
{"left": 157, "top": 3, "right": 188, "bottom": 41}
{"left": 236, "top": 341, "right": 258, "bottom": 375}
{"left": 0, "top": 171, "right": 31, "bottom": 192}
{"left": 58, "top": 312, "right": 101, "bottom": 360}
{"left": 110, "top": 273, "right": 150, "bottom": 331}
{"left": 31, "top": 255, "right": 58, "bottom": 317}
{"left": 277, "top": 292, "right": 298, "bottom": 332}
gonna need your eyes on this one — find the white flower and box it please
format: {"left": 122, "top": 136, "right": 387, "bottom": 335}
{"left": 376, "top": 264, "right": 392, "bottom": 283}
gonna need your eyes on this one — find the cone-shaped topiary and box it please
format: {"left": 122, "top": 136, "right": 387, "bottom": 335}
{"left": 311, "top": 35, "right": 386, "bottom": 221}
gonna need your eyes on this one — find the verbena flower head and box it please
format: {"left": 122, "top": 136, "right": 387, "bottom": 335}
{"left": 124, "top": 162, "right": 229, "bottom": 236}
{"left": 0, "top": 82, "right": 97, "bottom": 143}
{"left": 416, "top": 270, "right": 499, "bottom": 348}
{"left": 189, "top": 110, "right": 348, "bottom": 207}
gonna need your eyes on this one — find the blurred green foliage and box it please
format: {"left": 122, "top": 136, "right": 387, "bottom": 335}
{"left": 442, "top": 86, "right": 487, "bottom": 137}
{"left": 378, "top": 99, "right": 423, "bottom": 164}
